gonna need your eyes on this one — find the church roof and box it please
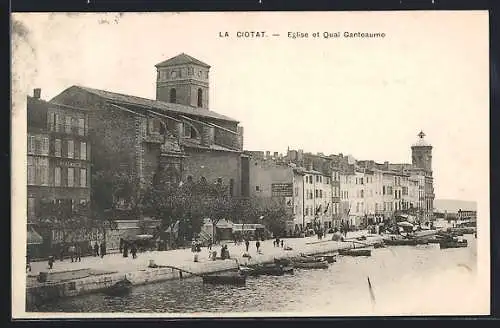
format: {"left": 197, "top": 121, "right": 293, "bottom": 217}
{"left": 155, "top": 53, "right": 211, "bottom": 68}
{"left": 53, "top": 85, "right": 238, "bottom": 123}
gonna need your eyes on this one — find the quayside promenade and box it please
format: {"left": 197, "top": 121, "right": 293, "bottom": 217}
{"left": 26, "top": 231, "right": 382, "bottom": 309}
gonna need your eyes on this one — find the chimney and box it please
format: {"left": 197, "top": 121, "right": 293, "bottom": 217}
{"left": 266, "top": 151, "right": 271, "bottom": 159}
{"left": 273, "top": 152, "right": 279, "bottom": 159}
{"left": 33, "top": 88, "right": 41, "bottom": 99}
{"left": 384, "top": 161, "right": 389, "bottom": 170}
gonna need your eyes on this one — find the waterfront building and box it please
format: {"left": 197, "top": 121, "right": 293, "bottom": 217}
{"left": 50, "top": 53, "right": 247, "bottom": 211}
{"left": 27, "top": 90, "right": 91, "bottom": 256}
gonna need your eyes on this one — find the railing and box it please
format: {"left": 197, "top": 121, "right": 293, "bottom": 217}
{"left": 48, "top": 123, "right": 87, "bottom": 136}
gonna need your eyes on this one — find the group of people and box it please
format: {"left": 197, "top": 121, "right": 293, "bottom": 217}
{"left": 273, "top": 237, "right": 284, "bottom": 248}
{"left": 119, "top": 239, "right": 138, "bottom": 259}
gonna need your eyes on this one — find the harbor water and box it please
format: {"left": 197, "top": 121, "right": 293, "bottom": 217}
{"left": 33, "top": 235, "right": 481, "bottom": 316}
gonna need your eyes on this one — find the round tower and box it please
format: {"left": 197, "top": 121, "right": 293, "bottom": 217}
{"left": 411, "top": 131, "right": 432, "bottom": 173}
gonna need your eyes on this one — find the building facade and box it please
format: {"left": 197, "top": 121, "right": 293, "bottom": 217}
{"left": 27, "top": 91, "right": 91, "bottom": 222}
{"left": 27, "top": 91, "right": 92, "bottom": 255}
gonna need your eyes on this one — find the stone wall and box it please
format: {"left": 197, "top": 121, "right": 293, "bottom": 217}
{"left": 182, "top": 149, "right": 242, "bottom": 196}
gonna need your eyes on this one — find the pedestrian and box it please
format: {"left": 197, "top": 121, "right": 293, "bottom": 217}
{"left": 26, "top": 250, "right": 32, "bottom": 272}
{"left": 208, "top": 239, "right": 212, "bottom": 250}
{"left": 94, "top": 242, "right": 99, "bottom": 257}
{"left": 245, "top": 239, "right": 250, "bottom": 252}
{"left": 100, "top": 242, "right": 105, "bottom": 258}
{"left": 59, "top": 243, "right": 65, "bottom": 261}
{"left": 76, "top": 244, "right": 82, "bottom": 262}
{"left": 48, "top": 255, "right": 54, "bottom": 270}
{"left": 256, "top": 240, "right": 261, "bottom": 253}
{"left": 280, "top": 239, "right": 284, "bottom": 248}
{"left": 119, "top": 238, "right": 124, "bottom": 254}
{"left": 123, "top": 242, "right": 129, "bottom": 258}
{"left": 69, "top": 244, "right": 76, "bottom": 262}
{"left": 131, "top": 243, "right": 137, "bottom": 259}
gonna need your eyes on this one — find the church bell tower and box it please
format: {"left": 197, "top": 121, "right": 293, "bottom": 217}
{"left": 155, "top": 53, "right": 210, "bottom": 109}
{"left": 411, "top": 131, "right": 433, "bottom": 173}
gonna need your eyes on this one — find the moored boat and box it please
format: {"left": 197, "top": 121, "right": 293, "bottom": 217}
{"left": 203, "top": 272, "right": 246, "bottom": 285}
{"left": 383, "top": 238, "right": 419, "bottom": 246}
{"left": 321, "top": 255, "right": 337, "bottom": 263}
{"left": 373, "top": 243, "right": 385, "bottom": 249}
{"left": 292, "top": 255, "right": 323, "bottom": 263}
{"left": 439, "top": 239, "right": 468, "bottom": 249}
{"left": 294, "top": 260, "right": 329, "bottom": 269}
{"left": 338, "top": 249, "right": 372, "bottom": 257}
{"left": 102, "top": 277, "right": 133, "bottom": 296}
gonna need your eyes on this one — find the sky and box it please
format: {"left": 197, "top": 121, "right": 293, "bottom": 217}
{"left": 11, "top": 11, "right": 489, "bottom": 202}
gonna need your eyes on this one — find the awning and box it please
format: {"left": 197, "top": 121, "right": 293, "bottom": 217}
{"left": 27, "top": 226, "right": 43, "bottom": 245}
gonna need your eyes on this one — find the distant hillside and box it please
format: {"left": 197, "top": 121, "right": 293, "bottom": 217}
{"left": 434, "top": 199, "right": 477, "bottom": 212}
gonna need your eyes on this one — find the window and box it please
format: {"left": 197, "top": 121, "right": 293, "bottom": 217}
{"left": 27, "top": 156, "right": 35, "bottom": 185}
{"left": 305, "top": 207, "right": 309, "bottom": 216}
{"left": 54, "top": 167, "right": 61, "bottom": 186}
{"left": 315, "top": 190, "right": 318, "bottom": 198}
{"left": 67, "top": 168, "right": 74, "bottom": 187}
{"left": 78, "top": 118, "right": 85, "bottom": 136}
{"left": 80, "top": 142, "right": 87, "bottom": 160}
{"left": 320, "top": 190, "right": 323, "bottom": 198}
{"left": 55, "top": 139, "right": 62, "bottom": 157}
{"left": 169, "top": 88, "right": 176, "bottom": 103}
{"left": 256, "top": 186, "right": 260, "bottom": 191}
{"left": 361, "top": 190, "right": 364, "bottom": 198}
{"left": 27, "top": 197, "right": 36, "bottom": 219}
{"left": 197, "top": 88, "right": 203, "bottom": 107}
{"left": 183, "top": 124, "right": 192, "bottom": 138}
{"left": 361, "top": 178, "right": 364, "bottom": 185}
{"left": 67, "top": 140, "right": 74, "bottom": 158}
{"left": 229, "top": 179, "right": 234, "bottom": 196}
{"left": 80, "top": 168, "right": 87, "bottom": 187}
{"left": 27, "top": 135, "right": 35, "bottom": 154}
{"left": 41, "top": 137, "right": 49, "bottom": 155}
{"left": 65, "top": 116, "right": 72, "bottom": 133}
{"left": 55, "top": 114, "right": 61, "bottom": 132}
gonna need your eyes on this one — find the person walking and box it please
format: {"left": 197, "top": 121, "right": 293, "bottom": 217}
{"left": 69, "top": 244, "right": 76, "bottom": 262}
{"left": 256, "top": 240, "right": 261, "bottom": 253}
{"left": 93, "top": 242, "right": 99, "bottom": 257}
{"left": 100, "top": 242, "right": 106, "bottom": 258}
{"left": 131, "top": 243, "right": 137, "bottom": 259}
{"left": 280, "top": 239, "right": 284, "bottom": 248}
{"left": 245, "top": 239, "right": 250, "bottom": 252}
{"left": 76, "top": 243, "right": 82, "bottom": 262}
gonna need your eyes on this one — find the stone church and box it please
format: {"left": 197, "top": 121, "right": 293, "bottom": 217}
{"left": 51, "top": 53, "right": 250, "bottom": 211}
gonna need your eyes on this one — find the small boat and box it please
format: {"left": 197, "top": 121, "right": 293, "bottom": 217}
{"left": 238, "top": 265, "right": 254, "bottom": 275}
{"left": 383, "top": 238, "right": 419, "bottom": 246}
{"left": 439, "top": 239, "right": 468, "bottom": 249}
{"left": 373, "top": 243, "right": 385, "bottom": 249}
{"left": 321, "top": 255, "right": 337, "bottom": 263}
{"left": 103, "top": 277, "right": 133, "bottom": 296}
{"left": 274, "top": 258, "right": 293, "bottom": 266}
{"left": 294, "top": 260, "right": 329, "bottom": 269}
{"left": 292, "top": 255, "right": 323, "bottom": 263}
{"left": 338, "top": 249, "right": 372, "bottom": 257}
{"left": 203, "top": 272, "right": 246, "bottom": 285}
{"left": 427, "top": 237, "right": 442, "bottom": 244}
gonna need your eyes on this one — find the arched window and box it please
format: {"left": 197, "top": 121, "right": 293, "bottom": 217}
{"left": 169, "top": 88, "right": 176, "bottom": 103}
{"left": 197, "top": 88, "right": 203, "bottom": 107}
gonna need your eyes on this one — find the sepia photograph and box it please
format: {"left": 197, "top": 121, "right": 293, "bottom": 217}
{"left": 11, "top": 11, "right": 490, "bottom": 318}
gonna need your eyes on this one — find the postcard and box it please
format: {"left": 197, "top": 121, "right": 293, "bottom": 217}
{"left": 11, "top": 11, "right": 490, "bottom": 318}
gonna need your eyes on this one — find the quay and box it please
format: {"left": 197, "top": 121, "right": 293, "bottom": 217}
{"left": 26, "top": 231, "right": 383, "bottom": 309}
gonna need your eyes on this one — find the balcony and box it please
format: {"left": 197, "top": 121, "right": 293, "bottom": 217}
{"left": 49, "top": 123, "right": 87, "bottom": 137}
{"left": 143, "top": 132, "right": 165, "bottom": 144}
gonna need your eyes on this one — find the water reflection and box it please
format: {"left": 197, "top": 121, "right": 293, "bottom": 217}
{"left": 34, "top": 235, "right": 477, "bottom": 315}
